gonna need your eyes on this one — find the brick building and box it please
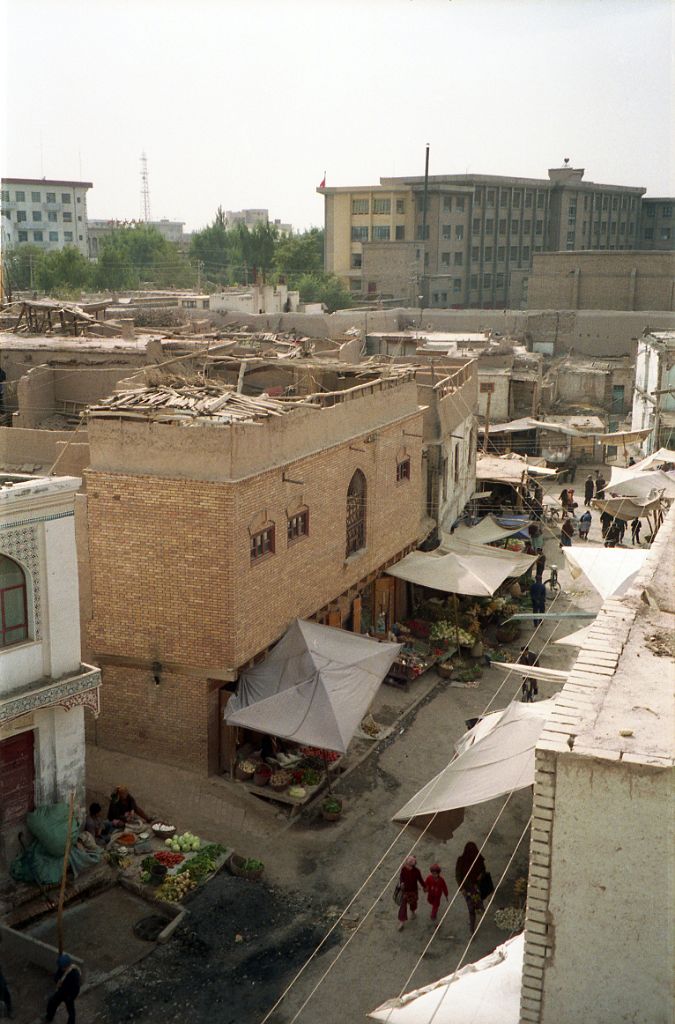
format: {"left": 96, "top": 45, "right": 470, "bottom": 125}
{"left": 85, "top": 369, "right": 430, "bottom": 775}
{"left": 527, "top": 250, "right": 675, "bottom": 311}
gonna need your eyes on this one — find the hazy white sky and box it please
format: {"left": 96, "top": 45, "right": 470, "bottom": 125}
{"left": 2, "top": 0, "right": 673, "bottom": 233}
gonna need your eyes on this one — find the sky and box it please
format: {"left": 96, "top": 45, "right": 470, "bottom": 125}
{"left": 2, "top": 0, "right": 673, "bottom": 234}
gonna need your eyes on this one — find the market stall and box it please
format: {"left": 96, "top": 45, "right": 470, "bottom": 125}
{"left": 224, "top": 619, "right": 400, "bottom": 811}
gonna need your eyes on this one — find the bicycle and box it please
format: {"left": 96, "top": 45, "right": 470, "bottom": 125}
{"left": 543, "top": 564, "right": 560, "bottom": 592}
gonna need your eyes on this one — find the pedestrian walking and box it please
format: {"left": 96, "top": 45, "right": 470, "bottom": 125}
{"left": 455, "top": 842, "right": 486, "bottom": 934}
{"left": 530, "top": 575, "right": 547, "bottom": 626}
{"left": 600, "top": 510, "right": 613, "bottom": 539}
{"left": 396, "top": 855, "right": 426, "bottom": 931}
{"left": 595, "top": 473, "right": 606, "bottom": 500}
{"left": 424, "top": 863, "right": 449, "bottom": 921}
{"left": 519, "top": 645, "right": 538, "bottom": 702}
{"left": 605, "top": 519, "right": 621, "bottom": 547}
{"left": 578, "top": 510, "right": 592, "bottom": 540}
{"left": 559, "top": 487, "right": 570, "bottom": 514}
{"left": 631, "top": 517, "right": 642, "bottom": 545}
{"left": 0, "top": 963, "right": 14, "bottom": 1019}
{"left": 584, "top": 473, "right": 594, "bottom": 506}
{"left": 560, "top": 518, "right": 574, "bottom": 547}
{"left": 45, "top": 954, "right": 80, "bottom": 1024}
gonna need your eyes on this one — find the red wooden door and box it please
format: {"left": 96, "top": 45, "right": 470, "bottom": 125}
{"left": 0, "top": 730, "right": 35, "bottom": 827}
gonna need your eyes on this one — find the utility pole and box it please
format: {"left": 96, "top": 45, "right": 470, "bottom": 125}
{"left": 140, "top": 151, "right": 151, "bottom": 222}
{"left": 196, "top": 260, "right": 204, "bottom": 291}
{"left": 420, "top": 143, "right": 430, "bottom": 312}
{"left": 482, "top": 384, "right": 494, "bottom": 454}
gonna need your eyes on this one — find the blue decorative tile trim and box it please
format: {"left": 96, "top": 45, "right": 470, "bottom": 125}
{"left": 0, "top": 510, "right": 74, "bottom": 530}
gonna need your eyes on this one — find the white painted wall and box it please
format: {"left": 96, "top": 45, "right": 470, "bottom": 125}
{"left": 539, "top": 758, "right": 673, "bottom": 1024}
{"left": 440, "top": 416, "right": 476, "bottom": 528}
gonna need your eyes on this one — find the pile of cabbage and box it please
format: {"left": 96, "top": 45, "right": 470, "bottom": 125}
{"left": 165, "top": 830, "right": 201, "bottom": 853}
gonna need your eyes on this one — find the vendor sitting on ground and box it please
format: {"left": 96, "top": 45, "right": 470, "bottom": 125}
{"left": 107, "top": 786, "right": 151, "bottom": 826}
{"left": 85, "top": 802, "right": 113, "bottom": 845}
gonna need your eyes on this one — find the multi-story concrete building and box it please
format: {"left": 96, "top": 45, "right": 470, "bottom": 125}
{"left": 631, "top": 330, "right": 675, "bottom": 450}
{"left": 225, "top": 208, "right": 292, "bottom": 234}
{"left": 1, "top": 177, "right": 92, "bottom": 257}
{"left": 84, "top": 367, "right": 430, "bottom": 775}
{"left": 639, "top": 197, "right": 674, "bottom": 251}
{"left": 0, "top": 473, "right": 100, "bottom": 868}
{"left": 320, "top": 165, "right": 650, "bottom": 309}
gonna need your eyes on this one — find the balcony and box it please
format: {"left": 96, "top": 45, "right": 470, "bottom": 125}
{"left": 0, "top": 663, "right": 102, "bottom": 726}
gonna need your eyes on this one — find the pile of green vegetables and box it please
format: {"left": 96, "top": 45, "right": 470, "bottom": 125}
{"left": 176, "top": 843, "right": 226, "bottom": 884}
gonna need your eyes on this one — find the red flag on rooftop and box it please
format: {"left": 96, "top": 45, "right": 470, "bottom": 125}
{"left": 318, "top": 172, "right": 326, "bottom": 189}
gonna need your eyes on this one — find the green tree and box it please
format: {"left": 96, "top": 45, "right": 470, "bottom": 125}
{"left": 94, "top": 232, "right": 137, "bottom": 290}
{"left": 296, "top": 272, "right": 352, "bottom": 312}
{"left": 274, "top": 228, "right": 324, "bottom": 284}
{"left": 4, "top": 245, "right": 44, "bottom": 291}
{"left": 189, "top": 207, "right": 235, "bottom": 285}
{"left": 35, "top": 246, "right": 92, "bottom": 294}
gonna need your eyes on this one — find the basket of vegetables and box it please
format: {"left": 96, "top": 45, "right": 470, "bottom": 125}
{"left": 321, "top": 796, "right": 343, "bottom": 822}
{"left": 236, "top": 759, "right": 257, "bottom": 781}
{"left": 270, "top": 769, "right": 292, "bottom": 791}
{"left": 253, "top": 764, "right": 272, "bottom": 787}
{"left": 226, "top": 853, "right": 264, "bottom": 881}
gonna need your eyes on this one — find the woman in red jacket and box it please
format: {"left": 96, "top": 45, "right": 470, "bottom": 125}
{"left": 424, "top": 863, "right": 449, "bottom": 921}
{"left": 397, "top": 855, "right": 426, "bottom": 931}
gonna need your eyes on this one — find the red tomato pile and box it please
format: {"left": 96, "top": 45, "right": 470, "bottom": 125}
{"left": 154, "top": 850, "right": 185, "bottom": 867}
{"left": 299, "top": 747, "right": 340, "bottom": 763}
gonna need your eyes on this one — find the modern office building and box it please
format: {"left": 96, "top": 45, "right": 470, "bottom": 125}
{"left": 1, "top": 177, "right": 92, "bottom": 258}
{"left": 639, "top": 197, "right": 674, "bottom": 251}
{"left": 320, "top": 165, "right": 656, "bottom": 309}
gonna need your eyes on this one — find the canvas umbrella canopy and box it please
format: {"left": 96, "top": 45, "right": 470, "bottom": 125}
{"left": 369, "top": 932, "right": 524, "bottom": 1024}
{"left": 563, "top": 547, "right": 648, "bottom": 600}
{"left": 606, "top": 470, "right": 675, "bottom": 501}
{"left": 386, "top": 545, "right": 536, "bottom": 598}
{"left": 225, "top": 619, "right": 400, "bottom": 754}
{"left": 441, "top": 534, "right": 537, "bottom": 576}
{"left": 392, "top": 699, "right": 557, "bottom": 840}
{"left": 448, "top": 515, "right": 533, "bottom": 545}
{"left": 592, "top": 494, "right": 663, "bottom": 521}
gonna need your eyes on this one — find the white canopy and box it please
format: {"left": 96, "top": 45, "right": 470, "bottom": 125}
{"left": 386, "top": 543, "right": 536, "bottom": 597}
{"left": 476, "top": 454, "right": 556, "bottom": 484}
{"left": 369, "top": 932, "right": 524, "bottom": 1024}
{"left": 491, "top": 662, "right": 569, "bottom": 683}
{"left": 450, "top": 515, "right": 531, "bottom": 545}
{"left": 563, "top": 547, "right": 648, "bottom": 599}
{"left": 225, "top": 619, "right": 400, "bottom": 753}
{"left": 554, "top": 624, "right": 595, "bottom": 648}
{"left": 392, "top": 698, "right": 557, "bottom": 826}
{"left": 592, "top": 494, "right": 663, "bottom": 521}
{"left": 607, "top": 470, "right": 675, "bottom": 500}
{"left": 442, "top": 535, "right": 537, "bottom": 577}
{"left": 608, "top": 449, "right": 675, "bottom": 490}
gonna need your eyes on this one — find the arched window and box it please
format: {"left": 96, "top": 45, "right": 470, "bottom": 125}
{"left": 0, "top": 555, "right": 29, "bottom": 647}
{"left": 346, "top": 470, "right": 367, "bottom": 557}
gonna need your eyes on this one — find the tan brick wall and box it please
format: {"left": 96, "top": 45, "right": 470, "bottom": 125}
{"left": 528, "top": 251, "right": 675, "bottom": 311}
{"left": 86, "top": 412, "right": 426, "bottom": 771}
{"left": 88, "top": 665, "right": 212, "bottom": 774}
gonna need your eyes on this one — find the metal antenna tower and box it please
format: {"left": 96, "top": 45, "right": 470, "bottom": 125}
{"left": 140, "top": 151, "right": 151, "bottom": 222}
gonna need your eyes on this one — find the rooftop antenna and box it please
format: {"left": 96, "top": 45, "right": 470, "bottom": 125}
{"left": 140, "top": 151, "right": 151, "bottom": 222}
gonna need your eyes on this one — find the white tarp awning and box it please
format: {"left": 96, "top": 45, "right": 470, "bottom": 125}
{"left": 563, "top": 547, "right": 648, "bottom": 599}
{"left": 608, "top": 449, "right": 675, "bottom": 489}
{"left": 607, "top": 470, "right": 675, "bottom": 500}
{"left": 592, "top": 495, "right": 663, "bottom": 521}
{"left": 392, "top": 698, "right": 557, "bottom": 825}
{"left": 386, "top": 544, "right": 535, "bottom": 597}
{"left": 442, "top": 535, "right": 537, "bottom": 577}
{"left": 450, "top": 515, "right": 532, "bottom": 545}
{"left": 598, "top": 428, "right": 651, "bottom": 444}
{"left": 476, "top": 455, "right": 557, "bottom": 484}
{"left": 491, "top": 662, "right": 569, "bottom": 683}
{"left": 554, "top": 624, "right": 595, "bottom": 648}
{"left": 368, "top": 933, "right": 524, "bottom": 1024}
{"left": 224, "top": 619, "right": 400, "bottom": 753}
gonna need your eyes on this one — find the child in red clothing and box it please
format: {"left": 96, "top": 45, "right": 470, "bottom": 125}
{"left": 425, "top": 863, "right": 449, "bottom": 921}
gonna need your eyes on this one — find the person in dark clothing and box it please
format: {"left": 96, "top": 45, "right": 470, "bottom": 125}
{"left": 631, "top": 517, "right": 642, "bottom": 545}
{"left": 530, "top": 576, "right": 547, "bottom": 626}
{"left": 519, "top": 646, "right": 538, "bottom": 702}
{"left": 560, "top": 518, "right": 574, "bottom": 547}
{"left": 45, "top": 954, "right": 80, "bottom": 1024}
{"left": 567, "top": 459, "right": 577, "bottom": 483}
{"left": 535, "top": 551, "right": 546, "bottom": 579}
{"left": 605, "top": 519, "right": 621, "bottom": 547}
{"left": 584, "top": 473, "right": 594, "bottom": 506}
{"left": 628, "top": 457, "right": 636, "bottom": 466}
{"left": 600, "top": 510, "right": 613, "bottom": 539}
{"left": 0, "top": 963, "right": 14, "bottom": 1019}
{"left": 107, "top": 786, "right": 150, "bottom": 825}
{"left": 578, "top": 510, "right": 592, "bottom": 540}
{"left": 397, "top": 855, "right": 426, "bottom": 930}
{"left": 595, "top": 474, "right": 606, "bottom": 500}
{"left": 455, "top": 842, "right": 487, "bottom": 934}
{"left": 559, "top": 487, "right": 570, "bottom": 513}
{"left": 616, "top": 518, "right": 626, "bottom": 543}
{"left": 533, "top": 483, "right": 544, "bottom": 505}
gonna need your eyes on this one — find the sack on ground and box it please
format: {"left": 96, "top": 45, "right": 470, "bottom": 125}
{"left": 479, "top": 870, "right": 495, "bottom": 900}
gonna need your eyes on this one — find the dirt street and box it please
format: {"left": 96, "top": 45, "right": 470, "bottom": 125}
{"left": 72, "top": 474, "right": 613, "bottom": 1023}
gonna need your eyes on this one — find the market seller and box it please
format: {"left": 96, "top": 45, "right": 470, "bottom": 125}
{"left": 107, "top": 786, "right": 151, "bottom": 825}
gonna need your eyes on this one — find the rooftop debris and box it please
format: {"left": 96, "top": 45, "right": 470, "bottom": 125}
{"left": 88, "top": 378, "right": 295, "bottom": 424}
{"left": 10, "top": 298, "right": 112, "bottom": 336}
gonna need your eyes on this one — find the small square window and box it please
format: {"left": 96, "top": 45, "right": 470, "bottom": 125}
{"left": 537, "top": 194, "right": 545, "bottom": 209}
{"left": 287, "top": 510, "right": 309, "bottom": 543}
{"left": 443, "top": 196, "right": 452, "bottom": 211}
{"left": 373, "top": 198, "right": 390, "bottom": 214}
{"left": 63, "top": 211, "right": 72, "bottom": 222}
{"left": 64, "top": 230, "right": 73, "bottom": 241}
{"left": 498, "top": 219, "right": 506, "bottom": 234}
{"left": 455, "top": 197, "right": 465, "bottom": 212}
{"left": 496, "top": 272, "right": 504, "bottom": 287}
{"left": 442, "top": 224, "right": 452, "bottom": 239}
{"left": 646, "top": 206, "right": 655, "bottom": 218}
{"left": 454, "top": 252, "right": 463, "bottom": 266}
{"left": 472, "top": 218, "right": 481, "bottom": 234}
{"left": 49, "top": 231, "right": 59, "bottom": 241}
{"left": 31, "top": 191, "right": 41, "bottom": 202}
{"left": 470, "top": 274, "right": 478, "bottom": 289}
{"left": 416, "top": 224, "right": 430, "bottom": 240}
{"left": 485, "top": 219, "right": 494, "bottom": 234}
{"left": 18, "top": 230, "right": 28, "bottom": 241}
{"left": 351, "top": 253, "right": 362, "bottom": 269}
{"left": 396, "top": 458, "right": 411, "bottom": 482}
{"left": 535, "top": 220, "right": 543, "bottom": 234}
{"left": 480, "top": 382, "right": 495, "bottom": 393}
{"left": 250, "top": 525, "right": 275, "bottom": 562}
{"left": 441, "top": 252, "right": 450, "bottom": 265}
{"left": 471, "top": 246, "right": 479, "bottom": 261}
{"left": 455, "top": 224, "right": 464, "bottom": 240}
{"left": 497, "top": 246, "right": 505, "bottom": 261}
{"left": 661, "top": 227, "right": 672, "bottom": 240}
{"left": 525, "top": 192, "right": 533, "bottom": 208}
{"left": 0, "top": 190, "right": 8, "bottom": 202}
{"left": 46, "top": 192, "right": 56, "bottom": 203}
{"left": 644, "top": 227, "right": 654, "bottom": 240}
{"left": 33, "top": 211, "right": 42, "bottom": 222}
{"left": 396, "top": 199, "right": 405, "bottom": 214}
{"left": 395, "top": 225, "right": 405, "bottom": 240}
{"left": 16, "top": 210, "right": 26, "bottom": 222}
{"left": 511, "top": 219, "right": 518, "bottom": 233}
{"left": 486, "top": 190, "right": 495, "bottom": 207}
{"left": 351, "top": 226, "right": 368, "bottom": 241}
{"left": 523, "top": 220, "right": 531, "bottom": 233}
{"left": 483, "top": 273, "right": 492, "bottom": 287}
{"left": 484, "top": 246, "right": 492, "bottom": 260}
{"left": 522, "top": 246, "right": 530, "bottom": 260}
{"left": 33, "top": 230, "right": 43, "bottom": 241}
{"left": 474, "top": 190, "right": 482, "bottom": 206}
{"left": 513, "top": 193, "right": 521, "bottom": 209}
{"left": 62, "top": 193, "right": 71, "bottom": 203}
{"left": 15, "top": 190, "right": 25, "bottom": 201}
{"left": 510, "top": 245, "right": 518, "bottom": 260}
{"left": 453, "top": 278, "right": 462, "bottom": 293}
{"left": 500, "top": 193, "right": 508, "bottom": 207}
{"left": 662, "top": 205, "right": 672, "bottom": 217}
{"left": 48, "top": 211, "right": 57, "bottom": 222}
{"left": 373, "top": 225, "right": 390, "bottom": 240}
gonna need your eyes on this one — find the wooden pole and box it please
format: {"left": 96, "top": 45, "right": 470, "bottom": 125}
{"left": 482, "top": 389, "right": 492, "bottom": 454}
{"left": 452, "top": 593, "right": 462, "bottom": 662}
{"left": 56, "top": 791, "right": 76, "bottom": 955}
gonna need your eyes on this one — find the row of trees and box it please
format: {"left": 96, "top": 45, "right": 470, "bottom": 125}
{"left": 4, "top": 216, "right": 353, "bottom": 311}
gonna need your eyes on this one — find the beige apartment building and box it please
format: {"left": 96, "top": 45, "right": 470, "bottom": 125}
{"left": 320, "top": 165, "right": 656, "bottom": 310}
